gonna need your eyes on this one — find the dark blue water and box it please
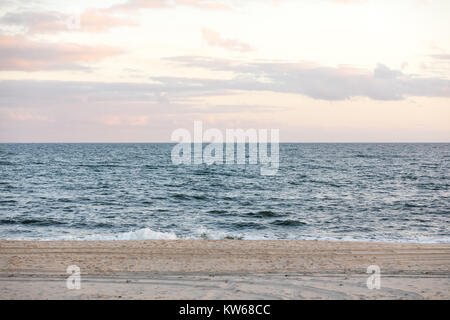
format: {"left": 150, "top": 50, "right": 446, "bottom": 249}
{"left": 0, "top": 143, "right": 449, "bottom": 242}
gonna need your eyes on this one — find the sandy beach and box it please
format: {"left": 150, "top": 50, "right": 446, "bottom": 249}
{"left": 0, "top": 240, "right": 449, "bottom": 299}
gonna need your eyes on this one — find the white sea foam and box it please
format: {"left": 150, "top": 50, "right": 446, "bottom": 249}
{"left": 3, "top": 227, "right": 450, "bottom": 243}
{"left": 79, "top": 228, "right": 178, "bottom": 241}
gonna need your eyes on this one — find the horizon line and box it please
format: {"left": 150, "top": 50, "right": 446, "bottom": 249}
{"left": 1, "top": 141, "right": 449, "bottom": 144}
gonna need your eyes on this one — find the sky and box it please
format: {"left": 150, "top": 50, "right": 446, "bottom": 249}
{"left": 0, "top": 0, "right": 449, "bottom": 142}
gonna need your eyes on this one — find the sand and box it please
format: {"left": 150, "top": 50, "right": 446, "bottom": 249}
{"left": 0, "top": 240, "right": 449, "bottom": 299}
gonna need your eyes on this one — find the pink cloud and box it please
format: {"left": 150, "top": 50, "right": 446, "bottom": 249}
{"left": 100, "top": 115, "right": 122, "bottom": 126}
{"left": 201, "top": 27, "right": 253, "bottom": 52}
{"left": 0, "top": 9, "right": 137, "bottom": 34}
{"left": 0, "top": 1, "right": 234, "bottom": 36}
{"left": 177, "top": 0, "right": 231, "bottom": 11}
{"left": 109, "top": 0, "right": 170, "bottom": 11}
{"left": 80, "top": 9, "right": 137, "bottom": 32}
{"left": 331, "top": 0, "right": 366, "bottom": 3}
{"left": 0, "top": 35, "right": 123, "bottom": 71}
{"left": 109, "top": 0, "right": 231, "bottom": 11}
{"left": 98, "top": 115, "right": 150, "bottom": 127}
{"left": 6, "top": 111, "right": 52, "bottom": 122}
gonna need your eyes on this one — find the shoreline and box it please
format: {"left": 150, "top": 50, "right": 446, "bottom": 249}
{"left": 1, "top": 240, "right": 449, "bottom": 299}
{"left": 3, "top": 236, "right": 449, "bottom": 243}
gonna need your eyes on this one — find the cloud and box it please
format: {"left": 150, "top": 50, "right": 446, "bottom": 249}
{"left": 0, "top": 78, "right": 277, "bottom": 143}
{"left": 0, "top": 56, "right": 448, "bottom": 105}
{"left": 6, "top": 111, "right": 52, "bottom": 122}
{"left": 0, "top": 35, "right": 123, "bottom": 71}
{"left": 421, "top": 53, "right": 450, "bottom": 77}
{"left": 109, "top": 0, "right": 289, "bottom": 12}
{"left": 201, "top": 27, "right": 253, "bottom": 52}
{"left": 373, "top": 63, "right": 404, "bottom": 79}
{"left": 106, "top": 0, "right": 168, "bottom": 12}
{"left": 164, "top": 56, "right": 450, "bottom": 100}
{"left": 430, "top": 54, "right": 450, "bottom": 61}
{"left": 72, "top": 8, "right": 137, "bottom": 32}
{"left": 177, "top": 0, "right": 231, "bottom": 11}
{"left": 331, "top": 0, "right": 366, "bottom": 4}
{"left": 98, "top": 114, "right": 150, "bottom": 126}
{"left": 0, "top": 0, "right": 279, "bottom": 35}
{"left": 0, "top": 79, "right": 277, "bottom": 117}
{"left": 109, "top": 0, "right": 231, "bottom": 12}
{"left": 0, "top": 79, "right": 231, "bottom": 106}
{"left": 0, "top": 8, "right": 137, "bottom": 34}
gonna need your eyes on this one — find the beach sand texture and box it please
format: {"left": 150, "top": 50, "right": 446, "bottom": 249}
{"left": 0, "top": 240, "right": 449, "bottom": 299}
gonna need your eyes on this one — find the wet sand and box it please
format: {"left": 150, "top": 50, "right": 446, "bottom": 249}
{"left": 0, "top": 240, "right": 449, "bottom": 299}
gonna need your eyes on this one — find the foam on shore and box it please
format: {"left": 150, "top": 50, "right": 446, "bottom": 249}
{"left": 3, "top": 226, "right": 450, "bottom": 243}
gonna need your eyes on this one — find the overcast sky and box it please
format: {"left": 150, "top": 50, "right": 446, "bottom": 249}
{"left": 0, "top": 0, "right": 449, "bottom": 142}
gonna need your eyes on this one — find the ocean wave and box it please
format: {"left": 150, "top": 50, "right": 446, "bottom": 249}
{"left": 171, "top": 193, "right": 190, "bottom": 200}
{"left": 0, "top": 199, "right": 17, "bottom": 203}
{"left": 170, "top": 193, "right": 208, "bottom": 201}
{"left": 207, "top": 209, "right": 229, "bottom": 215}
{"left": 80, "top": 228, "right": 178, "bottom": 240}
{"left": 232, "top": 221, "right": 266, "bottom": 230}
{"left": 270, "top": 219, "right": 307, "bottom": 226}
{"left": 3, "top": 226, "right": 450, "bottom": 243}
{"left": 245, "top": 210, "right": 281, "bottom": 218}
{"left": 0, "top": 217, "right": 65, "bottom": 226}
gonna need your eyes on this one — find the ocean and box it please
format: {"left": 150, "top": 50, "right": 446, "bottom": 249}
{"left": 0, "top": 143, "right": 448, "bottom": 242}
